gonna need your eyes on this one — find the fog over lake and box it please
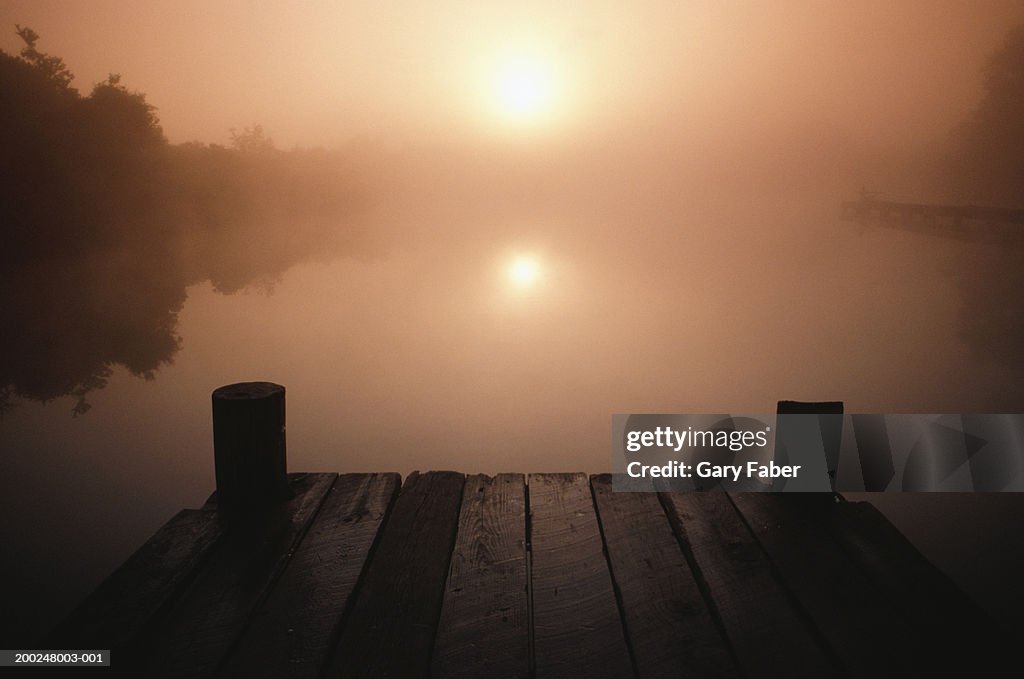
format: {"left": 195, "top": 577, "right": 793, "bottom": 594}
{"left": 2, "top": 0, "right": 1023, "bottom": 644}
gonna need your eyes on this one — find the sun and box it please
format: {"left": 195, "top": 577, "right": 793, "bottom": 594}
{"left": 508, "top": 255, "right": 541, "bottom": 288}
{"left": 489, "top": 53, "right": 558, "bottom": 123}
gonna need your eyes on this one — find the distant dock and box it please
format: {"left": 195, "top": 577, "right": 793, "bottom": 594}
{"left": 841, "top": 195, "right": 1024, "bottom": 247}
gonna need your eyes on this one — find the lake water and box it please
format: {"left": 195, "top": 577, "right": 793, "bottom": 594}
{"left": 2, "top": 206, "right": 1023, "bottom": 644}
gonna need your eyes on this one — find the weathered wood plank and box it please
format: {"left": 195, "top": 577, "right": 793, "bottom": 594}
{"left": 219, "top": 473, "right": 400, "bottom": 679}
{"left": 529, "top": 473, "right": 633, "bottom": 679}
{"left": 591, "top": 476, "right": 738, "bottom": 679}
{"left": 324, "top": 471, "right": 465, "bottom": 679}
{"left": 830, "top": 500, "right": 1010, "bottom": 674}
{"left": 730, "top": 493, "right": 925, "bottom": 677}
{"left": 48, "top": 508, "right": 227, "bottom": 664}
{"left": 141, "top": 472, "right": 336, "bottom": 679}
{"left": 659, "top": 492, "right": 837, "bottom": 678}
{"left": 61, "top": 468, "right": 1009, "bottom": 679}
{"left": 431, "top": 474, "right": 529, "bottom": 679}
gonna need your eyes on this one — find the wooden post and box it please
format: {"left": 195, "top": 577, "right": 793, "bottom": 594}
{"left": 212, "top": 382, "right": 290, "bottom": 516}
{"left": 775, "top": 400, "right": 844, "bottom": 493}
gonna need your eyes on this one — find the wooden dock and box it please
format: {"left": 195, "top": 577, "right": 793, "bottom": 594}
{"left": 50, "top": 472, "right": 1008, "bottom": 678}
{"left": 48, "top": 385, "right": 1010, "bottom": 677}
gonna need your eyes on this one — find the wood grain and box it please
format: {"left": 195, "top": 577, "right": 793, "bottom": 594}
{"left": 432, "top": 474, "right": 529, "bottom": 679}
{"left": 659, "top": 492, "right": 837, "bottom": 678}
{"left": 48, "top": 508, "right": 227, "bottom": 665}
{"left": 56, "top": 469, "right": 999, "bottom": 678}
{"left": 141, "top": 473, "right": 336, "bottom": 679}
{"left": 591, "top": 476, "right": 738, "bottom": 678}
{"left": 529, "top": 473, "right": 633, "bottom": 679}
{"left": 324, "top": 471, "right": 465, "bottom": 679}
{"left": 220, "top": 473, "right": 400, "bottom": 679}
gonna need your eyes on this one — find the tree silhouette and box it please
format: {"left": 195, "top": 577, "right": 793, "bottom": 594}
{"left": 230, "top": 124, "right": 276, "bottom": 154}
{"left": 14, "top": 24, "right": 74, "bottom": 90}
{"left": 941, "top": 24, "right": 1024, "bottom": 390}
{"left": 946, "top": 25, "right": 1024, "bottom": 207}
{"left": 0, "top": 28, "right": 369, "bottom": 415}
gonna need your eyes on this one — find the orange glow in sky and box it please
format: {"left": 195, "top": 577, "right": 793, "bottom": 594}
{"left": 508, "top": 255, "right": 541, "bottom": 287}
{"left": 489, "top": 52, "right": 559, "bottom": 125}
{"left": 1, "top": 1, "right": 1019, "bottom": 148}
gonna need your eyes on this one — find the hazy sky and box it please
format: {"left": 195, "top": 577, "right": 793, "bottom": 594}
{"left": 2, "top": 1, "right": 1021, "bottom": 148}
{"left": 2, "top": 0, "right": 1024, "bottom": 648}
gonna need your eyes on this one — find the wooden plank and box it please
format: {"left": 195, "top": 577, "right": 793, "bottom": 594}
{"left": 729, "top": 493, "right": 926, "bottom": 677}
{"left": 219, "top": 473, "right": 400, "bottom": 679}
{"left": 529, "top": 472, "right": 633, "bottom": 679}
{"left": 591, "top": 476, "right": 738, "bottom": 679}
{"left": 141, "top": 472, "right": 336, "bottom": 679}
{"left": 48, "top": 508, "right": 227, "bottom": 664}
{"left": 830, "top": 500, "right": 1010, "bottom": 674}
{"left": 325, "top": 471, "right": 465, "bottom": 679}
{"left": 431, "top": 474, "right": 529, "bottom": 679}
{"left": 659, "top": 492, "right": 837, "bottom": 678}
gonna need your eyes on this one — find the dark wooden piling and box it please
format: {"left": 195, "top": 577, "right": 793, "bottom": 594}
{"left": 212, "top": 382, "right": 290, "bottom": 516}
{"left": 776, "top": 400, "right": 844, "bottom": 491}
